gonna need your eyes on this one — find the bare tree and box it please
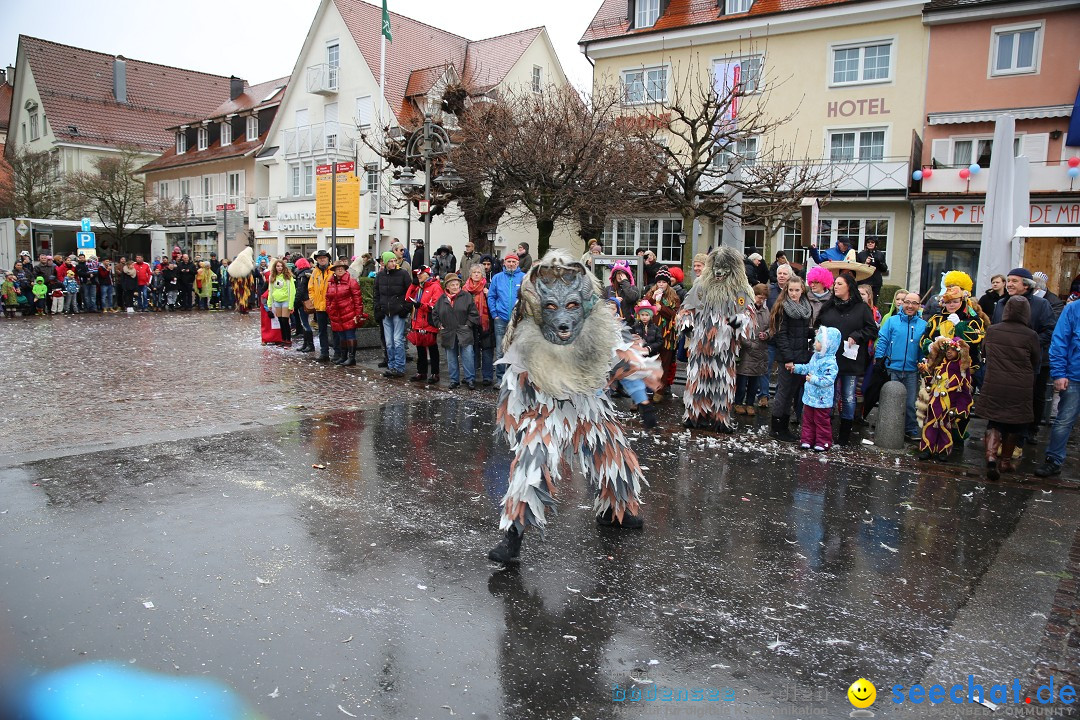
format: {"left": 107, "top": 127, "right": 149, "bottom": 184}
{"left": 63, "top": 147, "right": 178, "bottom": 246}
{"left": 614, "top": 46, "right": 843, "bottom": 269}
{"left": 455, "top": 83, "right": 660, "bottom": 257}
{"left": 0, "top": 145, "right": 65, "bottom": 218}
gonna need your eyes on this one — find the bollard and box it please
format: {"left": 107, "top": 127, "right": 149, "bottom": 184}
{"left": 875, "top": 380, "right": 908, "bottom": 450}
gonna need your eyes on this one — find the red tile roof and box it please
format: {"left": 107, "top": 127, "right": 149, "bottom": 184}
{"left": 137, "top": 131, "right": 268, "bottom": 174}
{"left": 204, "top": 77, "right": 289, "bottom": 121}
{"left": 20, "top": 35, "right": 236, "bottom": 153}
{"left": 0, "top": 84, "right": 12, "bottom": 133}
{"left": 336, "top": 0, "right": 543, "bottom": 122}
{"left": 580, "top": 0, "right": 864, "bottom": 44}
{"left": 137, "top": 77, "right": 288, "bottom": 174}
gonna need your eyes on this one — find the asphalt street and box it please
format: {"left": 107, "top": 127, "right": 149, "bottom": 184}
{"left": 0, "top": 312, "right": 1078, "bottom": 719}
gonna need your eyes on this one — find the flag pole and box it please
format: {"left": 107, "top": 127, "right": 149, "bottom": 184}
{"left": 376, "top": 1, "right": 390, "bottom": 257}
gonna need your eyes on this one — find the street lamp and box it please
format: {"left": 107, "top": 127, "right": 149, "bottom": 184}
{"left": 392, "top": 113, "right": 462, "bottom": 251}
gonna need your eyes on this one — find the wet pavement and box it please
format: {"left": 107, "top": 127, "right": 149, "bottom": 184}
{"left": 1, "top": 313, "right": 1080, "bottom": 719}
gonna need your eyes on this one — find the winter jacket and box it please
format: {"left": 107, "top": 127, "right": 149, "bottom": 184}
{"left": 75, "top": 261, "right": 93, "bottom": 285}
{"left": 488, "top": 267, "right": 524, "bottom": 322}
{"left": 808, "top": 243, "right": 851, "bottom": 263}
{"left": 32, "top": 278, "right": 47, "bottom": 299}
{"left": 196, "top": 267, "right": 215, "bottom": 299}
{"left": 630, "top": 319, "right": 663, "bottom": 356}
{"left": 974, "top": 297, "right": 1041, "bottom": 425}
{"left": 807, "top": 289, "right": 832, "bottom": 325}
{"left": 176, "top": 261, "right": 196, "bottom": 288}
{"left": 743, "top": 258, "right": 769, "bottom": 285}
{"left": 406, "top": 278, "right": 443, "bottom": 337}
{"left": 98, "top": 265, "right": 114, "bottom": 286}
{"left": 35, "top": 262, "right": 57, "bottom": 285}
{"left": 736, "top": 302, "right": 771, "bottom": 376}
{"left": 324, "top": 272, "right": 366, "bottom": 332}
{"left": 433, "top": 247, "right": 457, "bottom": 277}
{"left": 150, "top": 274, "right": 164, "bottom": 292}
{"left": 978, "top": 289, "right": 1002, "bottom": 320}
{"left": 854, "top": 249, "right": 888, "bottom": 289}
{"left": 134, "top": 261, "right": 152, "bottom": 286}
{"left": 1049, "top": 299, "right": 1080, "bottom": 383}
{"left": 459, "top": 252, "right": 480, "bottom": 278}
{"left": 267, "top": 275, "right": 295, "bottom": 306}
{"left": 2, "top": 280, "right": 18, "bottom": 306}
{"left": 992, "top": 289, "right": 1055, "bottom": 361}
{"left": 604, "top": 265, "right": 640, "bottom": 325}
{"left": 815, "top": 294, "right": 878, "bottom": 375}
{"left": 373, "top": 267, "right": 411, "bottom": 319}
{"left": 794, "top": 327, "right": 842, "bottom": 409}
{"left": 432, "top": 290, "right": 480, "bottom": 349}
{"left": 308, "top": 264, "right": 333, "bottom": 312}
{"left": 771, "top": 300, "right": 815, "bottom": 364}
{"left": 875, "top": 311, "right": 927, "bottom": 372}
{"left": 63, "top": 277, "right": 79, "bottom": 293}
{"left": 293, "top": 267, "right": 311, "bottom": 307}
{"left": 516, "top": 251, "right": 533, "bottom": 274}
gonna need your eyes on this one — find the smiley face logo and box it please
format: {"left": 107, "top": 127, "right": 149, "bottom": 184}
{"left": 848, "top": 678, "right": 876, "bottom": 709}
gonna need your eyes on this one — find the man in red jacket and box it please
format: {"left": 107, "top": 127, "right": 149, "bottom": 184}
{"left": 133, "top": 255, "right": 152, "bottom": 312}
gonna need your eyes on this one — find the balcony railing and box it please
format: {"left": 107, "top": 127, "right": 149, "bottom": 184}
{"left": 306, "top": 63, "right": 338, "bottom": 95}
{"left": 282, "top": 123, "right": 354, "bottom": 157}
{"left": 917, "top": 160, "right": 1076, "bottom": 195}
{"left": 703, "top": 157, "right": 910, "bottom": 196}
{"left": 156, "top": 194, "right": 246, "bottom": 224}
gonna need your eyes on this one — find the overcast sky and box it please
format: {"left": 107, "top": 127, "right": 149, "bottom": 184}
{"left": 2, "top": 0, "right": 599, "bottom": 91}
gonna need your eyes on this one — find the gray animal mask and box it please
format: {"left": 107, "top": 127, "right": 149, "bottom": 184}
{"left": 535, "top": 264, "right": 593, "bottom": 345}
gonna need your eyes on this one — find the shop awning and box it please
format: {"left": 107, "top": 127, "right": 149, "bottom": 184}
{"left": 929, "top": 104, "right": 1073, "bottom": 125}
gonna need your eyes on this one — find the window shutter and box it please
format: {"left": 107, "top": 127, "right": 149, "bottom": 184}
{"left": 356, "top": 96, "right": 373, "bottom": 128}
{"left": 1020, "top": 133, "right": 1049, "bottom": 163}
{"left": 930, "top": 139, "right": 950, "bottom": 167}
{"left": 627, "top": 0, "right": 635, "bottom": 27}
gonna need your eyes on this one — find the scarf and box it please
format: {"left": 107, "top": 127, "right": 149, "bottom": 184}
{"left": 464, "top": 276, "right": 490, "bottom": 332}
{"left": 810, "top": 289, "right": 832, "bottom": 303}
{"left": 783, "top": 296, "right": 812, "bottom": 319}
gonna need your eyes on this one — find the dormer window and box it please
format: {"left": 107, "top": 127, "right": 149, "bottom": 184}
{"left": 724, "top": 0, "right": 752, "bottom": 14}
{"left": 246, "top": 115, "right": 259, "bottom": 141}
{"left": 197, "top": 127, "right": 208, "bottom": 151}
{"left": 221, "top": 120, "right": 232, "bottom": 146}
{"left": 634, "top": 0, "right": 659, "bottom": 28}
{"left": 176, "top": 131, "right": 187, "bottom": 154}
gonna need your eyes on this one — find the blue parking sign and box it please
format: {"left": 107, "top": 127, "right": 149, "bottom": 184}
{"left": 76, "top": 232, "right": 96, "bottom": 249}
{"left": 80, "top": 218, "right": 92, "bottom": 233}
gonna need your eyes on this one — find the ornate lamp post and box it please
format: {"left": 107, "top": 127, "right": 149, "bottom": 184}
{"left": 392, "top": 114, "right": 462, "bottom": 250}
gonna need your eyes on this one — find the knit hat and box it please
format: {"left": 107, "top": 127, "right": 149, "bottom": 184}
{"left": 381, "top": 251, "right": 396, "bottom": 264}
{"left": 441, "top": 272, "right": 462, "bottom": 290}
{"left": 634, "top": 300, "right": 657, "bottom": 316}
{"left": 654, "top": 265, "right": 673, "bottom": 283}
{"left": 806, "top": 265, "right": 835, "bottom": 289}
{"left": 1032, "top": 271, "right": 1049, "bottom": 290}
{"left": 414, "top": 264, "right": 433, "bottom": 277}
{"left": 66, "top": 270, "right": 74, "bottom": 276}
{"left": 1007, "top": 267, "right": 1033, "bottom": 281}
{"left": 669, "top": 266, "right": 684, "bottom": 284}
{"left": 942, "top": 270, "right": 973, "bottom": 293}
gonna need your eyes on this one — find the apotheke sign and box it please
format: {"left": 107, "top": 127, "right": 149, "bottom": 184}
{"left": 276, "top": 210, "right": 317, "bottom": 232}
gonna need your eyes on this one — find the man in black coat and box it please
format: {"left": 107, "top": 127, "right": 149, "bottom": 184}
{"left": 992, "top": 268, "right": 1057, "bottom": 444}
{"left": 175, "top": 254, "right": 196, "bottom": 310}
{"left": 374, "top": 251, "right": 412, "bottom": 378}
{"left": 855, "top": 238, "right": 889, "bottom": 302}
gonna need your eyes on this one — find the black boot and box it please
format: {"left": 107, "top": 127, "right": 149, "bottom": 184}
{"left": 298, "top": 330, "right": 314, "bottom": 352}
{"left": 487, "top": 526, "right": 523, "bottom": 564}
{"left": 344, "top": 342, "right": 356, "bottom": 366}
{"left": 279, "top": 321, "right": 291, "bottom": 346}
{"left": 837, "top": 418, "right": 853, "bottom": 446}
{"left": 638, "top": 401, "right": 658, "bottom": 429}
{"left": 596, "top": 506, "right": 644, "bottom": 529}
{"left": 333, "top": 344, "right": 348, "bottom": 365}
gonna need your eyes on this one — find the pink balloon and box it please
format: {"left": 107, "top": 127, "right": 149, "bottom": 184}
{"left": 1069, "top": 156, "right": 1080, "bottom": 168}
{"left": 922, "top": 168, "right": 933, "bottom": 179}
{"left": 959, "top": 168, "right": 971, "bottom": 180}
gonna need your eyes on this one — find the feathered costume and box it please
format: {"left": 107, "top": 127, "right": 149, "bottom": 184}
{"left": 227, "top": 247, "right": 256, "bottom": 314}
{"left": 919, "top": 336, "right": 973, "bottom": 458}
{"left": 487, "top": 250, "right": 662, "bottom": 564}
{"left": 677, "top": 247, "right": 754, "bottom": 432}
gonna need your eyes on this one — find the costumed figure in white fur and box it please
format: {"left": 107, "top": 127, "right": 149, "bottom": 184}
{"left": 227, "top": 247, "right": 256, "bottom": 314}
{"left": 677, "top": 247, "right": 754, "bottom": 433}
{"left": 487, "top": 250, "right": 662, "bottom": 564}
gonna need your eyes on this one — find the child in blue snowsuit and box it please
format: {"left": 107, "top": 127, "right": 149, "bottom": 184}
{"left": 789, "top": 326, "right": 841, "bottom": 451}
